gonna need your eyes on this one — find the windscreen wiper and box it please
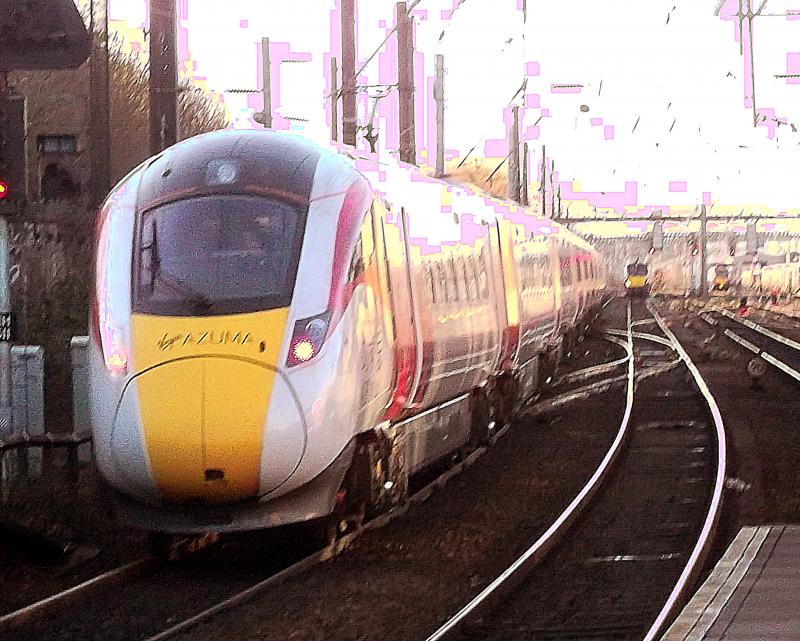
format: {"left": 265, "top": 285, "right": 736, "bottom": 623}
{"left": 145, "top": 219, "right": 214, "bottom": 312}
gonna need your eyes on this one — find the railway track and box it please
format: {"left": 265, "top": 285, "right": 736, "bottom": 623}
{"left": 1, "top": 299, "right": 712, "bottom": 641}
{"left": 425, "top": 298, "right": 726, "bottom": 641}
{"left": 698, "top": 305, "right": 800, "bottom": 382}
{"left": 1, "top": 419, "right": 519, "bottom": 641}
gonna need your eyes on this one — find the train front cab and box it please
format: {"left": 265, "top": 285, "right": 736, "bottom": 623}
{"left": 90, "top": 131, "right": 396, "bottom": 533}
{"left": 712, "top": 265, "right": 731, "bottom": 292}
{"left": 625, "top": 262, "right": 649, "bottom": 297}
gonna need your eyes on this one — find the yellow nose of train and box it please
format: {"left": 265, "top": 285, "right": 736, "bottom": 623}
{"left": 625, "top": 275, "right": 647, "bottom": 289}
{"left": 125, "top": 309, "right": 290, "bottom": 503}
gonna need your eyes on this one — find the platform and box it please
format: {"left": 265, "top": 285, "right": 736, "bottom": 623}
{"left": 662, "top": 525, "right": 800, "bottom": 641}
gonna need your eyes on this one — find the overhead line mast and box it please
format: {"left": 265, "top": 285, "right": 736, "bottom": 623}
{"left": 149, "top": 0, "right": 179, "bottom": 154}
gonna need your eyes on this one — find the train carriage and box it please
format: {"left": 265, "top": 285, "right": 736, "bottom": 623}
{"left": 90, "top": 130, "right": 605, "bottom": 534}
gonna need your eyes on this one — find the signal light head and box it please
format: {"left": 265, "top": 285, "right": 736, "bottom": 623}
{"left": 0, "top": 181, "right": 9, "bottom": 200}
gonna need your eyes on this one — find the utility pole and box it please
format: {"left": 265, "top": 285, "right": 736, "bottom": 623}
{"left": 0, "top": 74, "right": 26, "bottom": 202}
{"left": 0, "top": 216, "right": 11, "bottom": 438}
{"left": 507, "top": 105, "right": 520, "bottom": 203}
{"left": 260, "top": 37, "right": 273, "bottom": 129}
{"left": 330, "top": 57, "right": 339, "bottom": 142}
{"left": 557, "top": 184, "right": 562, "bottom": 217}
{"left": 89, "top": 0, "right": 111, "bottom": 204}
{"left": 434, "top": 54, "right": 445, "bottom": 178}
{"left": 0, "top": 72, "right": 13, "bottom": 437}
{"left": 149, "top": 0, "right": 178, "bottom": 154}
{"left": 397, "top": 1, "right": 416, "bottom": 164}
{"left": 540, "top": 145, "right": 547, "bottom": 216}
{"left": 0, "top": 72, "right": 6, "bottom": 181}
{"left": 700, "top": 203, "right": 708, "bottom": 297}
{"left": 521, "top": 142, "right": 529, "bottom": 206}
{"left": 341, "top": 0, "right": 357, "bottom": 147}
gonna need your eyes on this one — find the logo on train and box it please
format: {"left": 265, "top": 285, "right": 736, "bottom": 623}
{"left": 158, "top": 331, "right": 255, "bottom": 351}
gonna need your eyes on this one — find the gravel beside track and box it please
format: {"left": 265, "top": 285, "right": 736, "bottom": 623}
{"left": 0, "top": 528, "right": 317, "bottom": 641}
{"left": 0, "top": 451, "right": 149, "bottom": 616}
{"left": 160, "top": 373, "right": 629, "bottom": 640}
{"left": 1, "top": 331, "right": 629, "bottom": 640}
{"left": 14, "top": 296, "right": 795, "bottom": 641}
{"left": 670, "top": 300, "right": 800, "bottom": 525}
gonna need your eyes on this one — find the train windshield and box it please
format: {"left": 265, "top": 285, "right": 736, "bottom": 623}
{"left": 134, "top": 195, "right": 306, "bottom": 316}
{"left": 626, "top": 263, "right": 648, "bottom": 276}
{"left": 715, "top": 265, "right": 729, "bottom": 276}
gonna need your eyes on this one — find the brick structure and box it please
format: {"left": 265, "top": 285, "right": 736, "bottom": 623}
{"left": 7, "top": 69, "right": 91, "bottom": 203}
{"left": 1, "top": 0, "right": 91, "bottom": 204}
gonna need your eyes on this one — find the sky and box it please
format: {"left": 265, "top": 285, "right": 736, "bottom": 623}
{"left": 104, "top": 0, "right": 800, "bottom": 219}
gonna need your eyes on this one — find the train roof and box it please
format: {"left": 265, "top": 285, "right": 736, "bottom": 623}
{"left": 130, "top": 130, "right": 597, "bottom": 255}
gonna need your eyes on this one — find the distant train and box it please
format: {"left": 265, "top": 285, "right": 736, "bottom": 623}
{"left": 742, "top": 263, "right": 800, "bottom": 298}
{"left": 711, "top": 265, "right": 731, "bottom": 292}
{"left": 89, "top": 130, "right": 606, "bottom": 536}
{"left": 624, "top": 262, "right": 649, "bottom": 297}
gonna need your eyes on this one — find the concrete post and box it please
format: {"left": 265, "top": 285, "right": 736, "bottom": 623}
{"left": 0, "top": 217, "right": 12, "bottom": 437}
{"left": 434, "top": 54, "right": 445, "bottom": 178}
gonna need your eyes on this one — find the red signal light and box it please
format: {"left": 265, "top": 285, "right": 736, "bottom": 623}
{"left": 0, "top": 181, "right": 9, "bottom": 200}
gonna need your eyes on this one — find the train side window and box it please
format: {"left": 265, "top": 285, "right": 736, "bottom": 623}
{"left": 435, "top": 261, "right": 447, "bottom": 303}
{"left": 454, "top": 257, "right": 465, "bottom": 301}
{"left": 445, "top": 259, "right": 458, "bottom": 302}
{"left": 424, "top": 264, "right": 436, "bottom": 303}
{"left": 524, "top": 256, "right": 532, "bottom": 291}
{"left": 455, "top": 257, "right": 469, "bottom": 301}
{"left": 478, "top": 261, "right": 489, "bottom": 300}
{"left": 466, "top": 257, "right": 478, "bottom": 301}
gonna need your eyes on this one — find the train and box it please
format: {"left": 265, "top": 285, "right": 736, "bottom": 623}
{"left": 89, "top": 130, "right": 606, "bottom": 537}
{"left": 741, "top": 263, "right": 800, "bottom": 299}
{"left": 711, "top": 265, "right": 731, "bottom": 292}
{"left": 624, "top": 262, "right": 649, "bottom": 297}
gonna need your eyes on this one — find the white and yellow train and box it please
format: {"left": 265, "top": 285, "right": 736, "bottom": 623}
{"left": 90, "top": 130, "right": 606, "bottom": 534}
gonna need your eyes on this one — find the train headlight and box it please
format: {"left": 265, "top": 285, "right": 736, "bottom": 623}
{"left": 105, "top": 347, "right": 129, "bottom": 376}
{"left": 286, "top": 311, "right": 331, "bottom": 367}
{"left": 625, "top": 279, "right": 632, "bottom": 288}
{"left": 291, "top": 338, "right": 317, "bottom": 364}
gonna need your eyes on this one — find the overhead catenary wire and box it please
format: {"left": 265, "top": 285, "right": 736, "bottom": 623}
{"left": 327, "top": 0, "right": 424, "bottom": 102}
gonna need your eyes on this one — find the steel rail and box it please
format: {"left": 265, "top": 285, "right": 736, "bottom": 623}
{"left": 702, "top": 311, "right": 800, "bottom": 382}
{"left": 138, "top": 422, "right": 516, "bottom": 641}
{"left": 0, "top": 556, "right": 157, "bottom": 631}
{"left": 423, "top": 303, "right": 636, "bottom": 641}
{"left": 642, "top": 301, "right": 727, "bottom": 641}
{"left": 554, "top": 338, "right": 629, "bottom": 386}
{"left": 604, "top": 327, "right": 676, "bottom": 349}
{"left": 0, "top": 426, "right": 506, "bottom": 640}
{"left": 718, "top": 308, "right": 800, "bottom": 352}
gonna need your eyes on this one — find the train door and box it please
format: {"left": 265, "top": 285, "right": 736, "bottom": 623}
{"left": 373, "top": 200, "right": 419, "bottom": 422}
